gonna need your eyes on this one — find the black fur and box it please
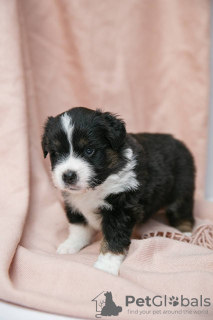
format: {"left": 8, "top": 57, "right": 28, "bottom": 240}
{"left": 42, "top": 107, "right": 195, "bottom": 255}
{"left": 100, "top": 133, "right": 195, "bottom": 253}
{"left": 42, "top": 116, "right": 70, "bottom": 168}
{"left": 64, "top": 202, "right": 87, "bottom": 225}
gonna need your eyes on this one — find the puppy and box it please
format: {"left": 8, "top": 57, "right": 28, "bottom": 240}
{"left": 42, "top": 107, "right": 195, "bottom": 276}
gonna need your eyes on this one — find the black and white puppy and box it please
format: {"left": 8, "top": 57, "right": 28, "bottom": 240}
{"left": 42, "top": 107, "right": 195, "bottom": 276}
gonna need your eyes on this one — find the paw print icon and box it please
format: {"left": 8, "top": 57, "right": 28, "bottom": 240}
{"left": 169, "top": 296, "right": 179, "bottom": 307}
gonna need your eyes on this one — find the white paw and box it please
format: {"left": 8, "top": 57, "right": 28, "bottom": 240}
{"left": 94, "top": 260, "right": 120, "bottom": 276}
{"left": 57, "top": 239, "right": 86, "bottom": 254}
{"left": 94, "top": 253, "right": 125, "bottom": 276}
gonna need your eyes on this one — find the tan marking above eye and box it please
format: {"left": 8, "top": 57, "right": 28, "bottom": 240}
{"left": 78, "top": 138, "right": 89, "bottom": 148}
{"left": 53, "top": 140, "right": 61, "bottom": 147}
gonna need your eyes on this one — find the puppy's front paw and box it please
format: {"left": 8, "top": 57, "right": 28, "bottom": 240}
{"left": 94, "top": 253, "right": 125, "bottom": 276}
{"left": 57, "top": 239, "right": 85, "bottom": 254}
{"left": 94, "top": 260, "right": 119, "bottom": 276}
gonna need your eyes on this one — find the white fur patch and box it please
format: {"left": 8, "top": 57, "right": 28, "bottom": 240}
{"left": 61, "top": 113, "right": 74, "bottom": 145}
{"left": 64, "top": 148, "right": 139, "bottom": 230}
{"left": 52, "top": 113, "right": 95, "bottom": 193}
{"left": 57, "top": 223, "right": 95, "bottom": 254}
{"left": 94, "top": 253, "right": 125, "bottom": 276}
{"left": 103, "top": 148, "right": 139, "bottom": 193}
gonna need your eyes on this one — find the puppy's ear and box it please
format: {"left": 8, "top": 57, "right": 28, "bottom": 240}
{"left": 41, "top": 116, "right": 54, "bottom": 158}
{"left": 100, "top": 111, "right": 126, "bottom": 150}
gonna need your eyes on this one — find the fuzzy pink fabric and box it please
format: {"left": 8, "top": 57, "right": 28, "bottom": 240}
{"left": 0, "top": 1, "right": 213, "bottom": 319}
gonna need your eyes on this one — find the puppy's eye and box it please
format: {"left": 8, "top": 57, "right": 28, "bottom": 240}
{"left": 84, "top": 148, "right": 95, "bottom": 156}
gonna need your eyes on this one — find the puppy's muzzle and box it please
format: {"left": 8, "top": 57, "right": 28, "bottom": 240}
{"left": 62, "top": 170, "right": 77, "bottom": 185}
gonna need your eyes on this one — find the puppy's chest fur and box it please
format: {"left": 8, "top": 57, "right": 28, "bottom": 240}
{"left": 63, "top": 158, "right": 139, "bottom": 230}
{"left": 64, "top": 188, "right": 108, "bottom": 230}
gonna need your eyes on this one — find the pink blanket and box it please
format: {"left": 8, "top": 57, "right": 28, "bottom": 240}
{"left": 0, "top": 1, "right": 213, "bottom": 319}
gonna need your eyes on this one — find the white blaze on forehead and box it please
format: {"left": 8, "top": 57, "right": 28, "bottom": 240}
{"left": 61, "top": 112, "right": 74, "bottom": 147}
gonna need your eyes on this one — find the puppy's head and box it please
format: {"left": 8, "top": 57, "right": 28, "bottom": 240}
{"left": 42, "top": 107, "right": 126, "bottom": 194}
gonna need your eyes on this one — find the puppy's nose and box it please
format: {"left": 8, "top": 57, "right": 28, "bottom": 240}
{"left": 62, "top": 170, "right": 77, "bottom": 184}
